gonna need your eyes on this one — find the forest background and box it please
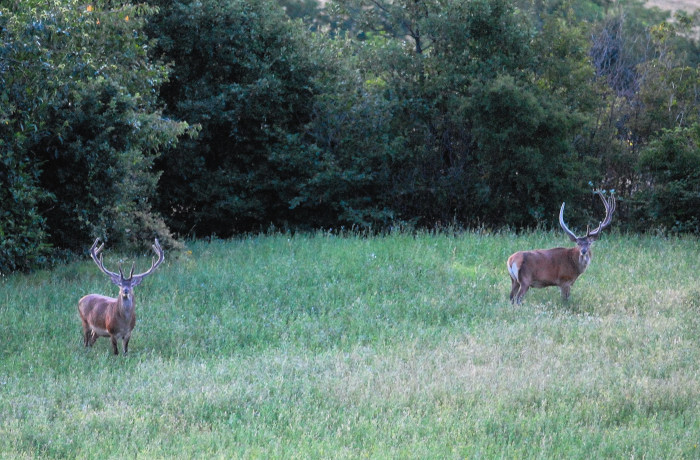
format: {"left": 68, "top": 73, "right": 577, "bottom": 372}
{"left": 1, "top": 0, "right": 699, "bottom": 273}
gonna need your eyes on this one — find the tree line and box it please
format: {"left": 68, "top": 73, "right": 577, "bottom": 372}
{"left": 1, "top": 0, "right": 699, "bottom": 273}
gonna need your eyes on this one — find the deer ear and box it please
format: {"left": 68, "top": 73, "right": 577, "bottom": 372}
{"left": 109, "top": 274, "right": 122, "bottom": 286}
{"left": 130, "top": 276, "right": 144, "bottom": 287}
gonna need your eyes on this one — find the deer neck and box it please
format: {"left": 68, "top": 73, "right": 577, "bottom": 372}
{"left": 116, "top": 295, "right": 135, "bottom": 320}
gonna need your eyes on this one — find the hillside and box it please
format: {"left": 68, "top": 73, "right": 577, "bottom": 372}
{"left": 646, "top": 0, "right": 699, "bottom": 12}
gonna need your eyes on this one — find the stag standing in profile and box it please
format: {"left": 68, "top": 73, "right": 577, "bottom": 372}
{"left": 507, "top": 191, "right": 616, "bottom": 304}
{"left": 79, "top": 238, "right": 164, "bottom": 355}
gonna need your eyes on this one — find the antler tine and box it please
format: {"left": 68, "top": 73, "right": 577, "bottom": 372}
{"left": 131, "top": 238, "right": 165, "bottom": 283}
{"left": 118, "top": 261, "right": 136, "bottom": 280}
{"left": 89, "top": 238, "right": 120, "bottom": 279}
{"left": 608, "top": 193, "right": 617, "bottom": 220}
{"left": 587, "top": 191, "right": 616, "bottom": 238}
{"left": 559, "top": 202, "right": 579, "bottom": 242}
{"left": 90, "top": 238, "right": 105, "bottom": 258}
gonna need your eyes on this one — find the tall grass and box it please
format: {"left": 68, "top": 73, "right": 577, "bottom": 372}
{"left": 0, "top": 231, "right": 698, "bottom": 458}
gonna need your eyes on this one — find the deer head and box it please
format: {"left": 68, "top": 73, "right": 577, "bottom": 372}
{"left": 88, "top": 238, "right": 164, "bottom": 304}
{"left": 559, "top": 190, "right": 616, "bottom": 265}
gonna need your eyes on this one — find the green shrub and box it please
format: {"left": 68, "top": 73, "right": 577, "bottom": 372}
{"left": 636, "top": 124, "right": 700, "bottom": 233}
{"left": 148, "top": 0, "right": 322, "bottom": 236}
{"left": 0, "top": 0, "right": 190, "bottom": 269}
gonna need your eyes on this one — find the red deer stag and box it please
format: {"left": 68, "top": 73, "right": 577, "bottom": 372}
{"left": 507, "top": 191, "right": 616, "bottom": 304}
{"left": 79, "top": 238, "right": 164, "bottom": 354}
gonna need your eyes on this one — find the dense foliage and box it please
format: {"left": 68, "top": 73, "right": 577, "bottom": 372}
{"left": 637, "top": 124, "right": 700, "bottom": 233}
{"left": 1, "top": 0, "right": 190, "bottom": 271}
{"left": 295, "top": 1, "right": 590, "bottom": 229}
{"left": 147, "top": 0, "right": 322, "bottom": 236}
{"left": 1, "top": 0, "right": 699, "bottom": 271}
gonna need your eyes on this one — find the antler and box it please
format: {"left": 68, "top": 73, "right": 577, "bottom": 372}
{"left": 89, "top": 238, "right": 164, "bottom": 284}
{"left": 586, "top": 190, "right": 616, "bottom": 239}
{"left": 130, "top": 238, "right": 165, "bottom": 285}
{"left": 89, "top": 238, "right": 121, "bottom": 283}
{"left": 560, "top": 191, "right": 616, "bottom": 241}
{"left": 559, "top": 203, "right": 579, "bottom": 242}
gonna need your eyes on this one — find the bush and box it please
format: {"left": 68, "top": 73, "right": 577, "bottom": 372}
{"left": 148, "top": 0, "right": 322, "bottom": 236}
{"left": 636, "top": 124, "right": 700, "bottom": 233}
{"left": 302, "top": 0, "right": 592, "bottom": 229}
{"left": 0, "top": 0, "right": 190, "bottom": 271}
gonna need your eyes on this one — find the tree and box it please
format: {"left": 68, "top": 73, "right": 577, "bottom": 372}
{"left": 311, "top": 0, "right": 591, "bottom": 228}
{"left": 291, "top": 35, "right": 404, "bottom": 228}
{"left": 0, "top": 0, "right": 189, "bottom": 271}
{"left": 586, "top": 4, "right": 699, "bottom": 201}
{"left": 636, "top": 124, "right": 700, "bottom": 233}
{"left": 148, "top": 0, "right": 322, "bottom": 236}
{"left": 277, "top": 0, "right": 331, "bottom": 31}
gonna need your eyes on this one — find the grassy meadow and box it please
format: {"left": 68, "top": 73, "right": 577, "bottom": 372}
{"left": 0, "top": 231, "right": 699, "bottom": 458}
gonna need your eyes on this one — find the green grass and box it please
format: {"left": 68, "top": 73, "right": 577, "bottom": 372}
{"left": 1, "top": 231, "right": 699, "bottom": 458}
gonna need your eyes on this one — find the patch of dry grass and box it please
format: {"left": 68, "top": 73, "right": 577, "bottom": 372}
{"left": 646, "top": 0, "right": 699, "bottom": 13}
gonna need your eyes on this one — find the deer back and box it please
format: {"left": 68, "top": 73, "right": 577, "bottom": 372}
{"left": 508, "top": 246, "right": 586, "bottom": 288}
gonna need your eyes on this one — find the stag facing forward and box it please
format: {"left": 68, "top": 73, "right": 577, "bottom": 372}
{"left": 507, "top": 191, "right": 616, "bottom": 304}
{"left": 79, "top": 238, "right": 164, "bottom": 354}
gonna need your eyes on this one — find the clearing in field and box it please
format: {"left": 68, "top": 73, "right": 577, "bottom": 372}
{"left": 0, "top": 232, "right": 698, "bottom": 458}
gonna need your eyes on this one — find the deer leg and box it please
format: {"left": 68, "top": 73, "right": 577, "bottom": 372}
{"left": 123, "top": 335, "right": 130, "bottom": 355}
{"left": 516, "top": 283, "right": 530, "bottom": 305}
{"left": 82, "top": 321, "right": 91, "bottom": 347}
{"left": 510, "top": 278, "right": 520, "bottom": 304}
{"left": 110, "top": 336, "right": 119, "bottom": 355}
{"left": 560, "top": 285, "right": 571, "bottom": 301}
